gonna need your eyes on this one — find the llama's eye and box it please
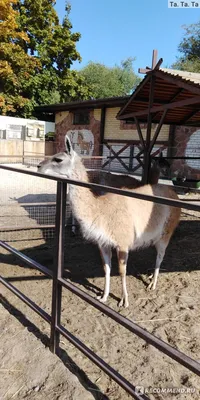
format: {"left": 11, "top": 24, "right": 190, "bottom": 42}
{"left": 53, "top": 157, "right": 63, "bottom": 163}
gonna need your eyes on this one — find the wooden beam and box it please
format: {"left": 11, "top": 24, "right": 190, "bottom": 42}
{"left": 117, "top": 74, "right": 151, "bottom": 118}
{"left": 102, "top": 143, "right": 130, "bottom": 170}
{"left": 135, "top": 96, "right": 168, "bottom": 105}
{"left": 146, "top": 75, "right": 156, "bottom": 149}
{"left": 151, "top": 89, "right": 183, "bottom": 121}
{"left": 152, "top": 49, "right": 158, "bottom": 69}
{"left": 138, "top": 67, "right": 151, "bottom": 74}
{"left": 151, "top": 145, "right": 167, "bottom": 159}
{"left": 118, "top": 95, "right": 200, "bottom": 120}
{"left": 155, "top": 70, "right": 200, "bottom": 96}
{"left": 179, "top": 109, "right": 200, "bottom": 124}
{"left": 169, "top": 88, "right": 184, "bottom": 102}
{"left": 103, "top": 139, "right": 168, "bottom": 144}
{"left": 135, "top": 154, "right": 144, "bottom": 168}
{"left": 183, "top": 119, "right": 200, "bottom": 126}
{"left": 99, "top": 107, "right": 106, "bottom": 155}
{"left": 134, "top": 117, "right": 145, "bottom": 149}
{"left": 154, "top": 58, "right": 163, "bottom": 70}
{"left": 149, "top": 109, "right": 168, "bottom": 153}
{"left": 167, "top": 125, "right": 176, "bottom": 179}
{"left": 132, "top": 163, "right": 143, "bottom": 173}
{"left": 143, "top": 74, "right": 156, "bottom": 183}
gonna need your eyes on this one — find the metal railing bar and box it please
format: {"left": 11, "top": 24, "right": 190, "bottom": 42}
{"left": 0, "top": 155, "right": 47, "bottom": 159}
{"left": 57, "top": 324, "right": 149, "bottom": 400}
{"left": 0, "top": 225, "right": 56, "bottom": 231}
{"left": 0, "top": 276, "right": 51, "bottom": 323}
{"left": 1, "top": 154, "right": 200, "bottom": 160}
{"left": 0, "top": 241, "right": 53, "bottom": 278}
{"left": 1, "top": 202, "right": 70, "bottom": 207}
{"left": 0, "top": 154, "right": 106, "bottom": 158}
{"left": 59, "top": 277, "right": 200, "bottom": 377}
{"left": 103, "top": 156, "right": 200, "bottom": 160}
{"left": 18, "top": 202, "right": 57, "bottom": 206}
{"left": 0, "top": 165, "right": 199, "bottom": 211}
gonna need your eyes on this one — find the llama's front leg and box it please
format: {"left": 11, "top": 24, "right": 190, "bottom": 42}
{"left": 117, "top": 249, "right": 129, "bottom": 308}
{"left": 97, "top": 246, "right": 112, "bottom": 303}
{"left": 148, "top": 241, "right": 167, "bottom": 290}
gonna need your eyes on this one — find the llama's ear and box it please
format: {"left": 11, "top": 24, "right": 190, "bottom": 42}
{"left": 65, "top": 135, "right": 73, "bottom": 155}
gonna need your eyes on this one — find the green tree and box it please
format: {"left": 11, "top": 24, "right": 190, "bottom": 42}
{"left": 0, "top": 0, "right": 39, "bottom": 115}
{"left": 172, "top": 21, "right": 200, "bottom": 72}
{"left": 16, "top": 1, "right": 91, "bottom": 107}
{"left": 0, "top": 0, "right": 91, "bottom": 118}
{"left": 78, "top": 58, "right": 140, "bottom": 99}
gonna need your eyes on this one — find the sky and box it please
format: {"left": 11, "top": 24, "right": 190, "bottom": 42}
{"left": 54, "top": 0, "right": 199, "bottom": 76}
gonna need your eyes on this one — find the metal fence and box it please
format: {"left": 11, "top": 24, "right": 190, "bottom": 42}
{"left": 0, "top": 159, "right": 199, "bottom": 243}
{"left": 0, "top": 165, "right": 200, "bottom": 400}
{"left": 1, "top": 143, "right": 200, "bottom": 179}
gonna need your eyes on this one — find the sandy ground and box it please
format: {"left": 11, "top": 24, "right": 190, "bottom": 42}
{"left": 0, "top": 165, "right": 200, "bottom": 399}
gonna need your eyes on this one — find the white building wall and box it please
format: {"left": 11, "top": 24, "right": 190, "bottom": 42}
{"left": 0, "top": 116, "right": 55, "bottom": 140}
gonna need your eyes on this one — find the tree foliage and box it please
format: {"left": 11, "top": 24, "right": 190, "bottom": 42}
{"left": 0, "top": 0, "right": 39, "bottom": 115}
{"left": 0, "top": 0, "right": 91, "bottom": 117}
{"left": 78, "top": 58, "right": 140, "bottom": 99}
{"left": 172, "top": 21, "right": 200, "bottom": 72}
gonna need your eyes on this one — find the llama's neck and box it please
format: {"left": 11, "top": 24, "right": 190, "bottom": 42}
{"left": 69, "top": 154, "right": 89, "bottom": 182}
{"left": 68, "top": 155, "right": 97, "bottom": 221}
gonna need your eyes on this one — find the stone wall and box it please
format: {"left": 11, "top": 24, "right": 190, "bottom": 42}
{"left": 172, "top": 126, "right": 200, "bottom": 180}
{"left": 55, "top": 110, "right": 101, "bottom": 156}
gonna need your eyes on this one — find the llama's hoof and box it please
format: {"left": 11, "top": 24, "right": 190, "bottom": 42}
{"left": 147, "top": 280, "right": 156, "bottom": 290}
{"left": 97, "top": 295, "right": 107, "bottom": 303}
{"left": 118, "top": 298, "right": 129, "bottom": 308}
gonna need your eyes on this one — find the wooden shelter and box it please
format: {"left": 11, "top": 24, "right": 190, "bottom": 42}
{"left": 117, "top": 50, "right": 200, "bottom": 182}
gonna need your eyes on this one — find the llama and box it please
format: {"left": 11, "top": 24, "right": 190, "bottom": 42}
{"left": 38, "top": 136, "right": 180, "bottom": 308}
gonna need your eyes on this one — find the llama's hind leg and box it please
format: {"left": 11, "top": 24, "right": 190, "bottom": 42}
{"left": 97, "top": 246, "right": 112, "bottom": 303}
{"left": 148, "top": 240, "right": 168, "bottom": 290}
{"left": 117, "top": 249, "right": 129, "bottom": 308}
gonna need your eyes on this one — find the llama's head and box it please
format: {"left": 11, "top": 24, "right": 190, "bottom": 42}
{"left": 37, "top": 136, "right": 76, "bottom": 178}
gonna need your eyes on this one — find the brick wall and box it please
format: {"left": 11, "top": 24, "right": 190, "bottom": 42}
{"left": 55, "top": 109, "right": 101, "bottom": 156}
{"left": 104, "top": 107, "right": 170, "bottom": 142}
{"left": 172, "top": 126, "right": 200, "bottom": 180}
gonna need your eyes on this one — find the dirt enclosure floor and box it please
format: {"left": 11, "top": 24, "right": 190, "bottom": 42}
{"left": 0, "top": 166, "right": 200, "bottom": 399}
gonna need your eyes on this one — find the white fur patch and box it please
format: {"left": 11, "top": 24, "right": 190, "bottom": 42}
{"left": 78, "top": 218, "right": 116, "bottom": 248}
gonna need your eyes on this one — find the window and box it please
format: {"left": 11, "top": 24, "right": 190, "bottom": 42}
{"left": 73, "top": 111, "right": 90, "bottom": 125}
{"left": 6, "top": 124, "right": 24, "bottom": 139}
{"left": 0, "top": 130, "right": 6, "bottom": 139}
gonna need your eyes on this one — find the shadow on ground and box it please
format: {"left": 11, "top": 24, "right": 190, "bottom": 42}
{"left": 1, "top": 218, "right": 200, "bottom": 290}
{"left": 1, "top": 294, "right": 109, "bottom": 400}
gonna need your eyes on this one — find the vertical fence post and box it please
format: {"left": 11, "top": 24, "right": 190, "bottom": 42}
{"left": 129, "top": 144, "right": 134, "bottom": 172}
{"left": 22, "top": 127, "right": 25, "bottom": 165}
{"left": 108, "top": 146, "right": 112, "bottom": 172}
{"left": 50, "top": 180, "right": 67, "bottom": 354}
